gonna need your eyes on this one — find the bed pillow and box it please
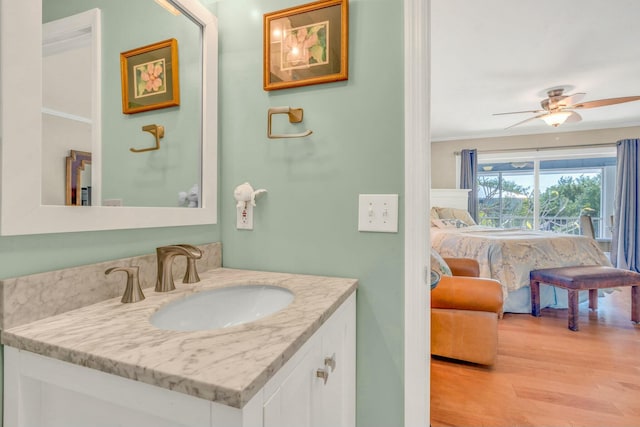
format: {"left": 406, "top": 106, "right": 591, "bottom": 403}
{"left": 435, "top": 207, "right": 477, "bottom": 226}
{"left": 430, "top": 248, "right": 452, "bottom": 276}
{"left": 430, "top": 207, "right": 440, "bottom": 221}
{"left": 431, "top": 218, "right": 469, "bottom": 229}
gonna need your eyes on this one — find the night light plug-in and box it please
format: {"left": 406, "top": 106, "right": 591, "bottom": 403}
{"left": 233, "top": 182, "right": 267, "bottom": 230}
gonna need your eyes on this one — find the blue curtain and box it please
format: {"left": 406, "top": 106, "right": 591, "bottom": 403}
{"left": 460, "top": 149, "right": 478, "bottom": 220}
{"left": 611, "top": 139, "right": 640, "bottom": 272}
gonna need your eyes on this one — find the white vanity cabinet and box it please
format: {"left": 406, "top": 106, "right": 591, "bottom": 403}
{"left": 262, "top": 293, "right": 355, "bottom": 427}
{"left": 4, "top": 293, "right": 356, "bottom": 427}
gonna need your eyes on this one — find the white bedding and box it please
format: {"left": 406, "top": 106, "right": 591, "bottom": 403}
{"left": 431, "top": 225, "right": 612, "bottom": 312}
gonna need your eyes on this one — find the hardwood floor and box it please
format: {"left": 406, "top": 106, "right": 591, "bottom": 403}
{"left": 431, "top": 287, "right": 640, "bottom": 427}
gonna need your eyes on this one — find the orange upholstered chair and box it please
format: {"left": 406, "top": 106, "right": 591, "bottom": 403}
{"left": 431, "top": 258, "right": 503, "bottom": 365}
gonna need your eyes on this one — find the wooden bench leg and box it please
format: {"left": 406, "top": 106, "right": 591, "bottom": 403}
{"left": 530, "top": 280, "right": 541, "bottom": 317}
{"left": 632, "top": 285, "right": 639, "bottom": 324}
{"left": 589, "top": 289, "right": 598, "bottom": 310}
{"left": 568, "top": 289, "right": 579, "bottom": 331}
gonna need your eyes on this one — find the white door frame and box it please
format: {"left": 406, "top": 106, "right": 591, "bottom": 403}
{"left": 404, "top": 0, "right": 430, "bottom": 425}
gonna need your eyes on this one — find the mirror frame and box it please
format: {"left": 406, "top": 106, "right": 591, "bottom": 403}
{"left": 0, "top": 0, "right": 218, "bottom": 235}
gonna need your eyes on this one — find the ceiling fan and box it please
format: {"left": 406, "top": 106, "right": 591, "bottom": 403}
{"left": 494, "top": 87, "right": 640, "bottom": 129}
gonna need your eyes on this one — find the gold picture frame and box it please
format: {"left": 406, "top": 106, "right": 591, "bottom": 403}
{"left": 120, "top": 38, "right": 180, "bottom": 114}
{"left": 263, "top": 0, "right": 348, "bottom": 91}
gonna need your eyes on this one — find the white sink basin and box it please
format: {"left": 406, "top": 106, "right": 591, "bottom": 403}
{"left": 150, "top": 285, "right": 294, "bottom": 331}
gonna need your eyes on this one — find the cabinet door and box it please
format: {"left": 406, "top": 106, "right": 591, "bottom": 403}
{"left": 4, "top": 347, "right": 213, "bottom": 427}
{"left": 263, "top": 293, "right": 356, "bottom": 427}
{"left": 314, "top": 295, "right": 356, "bottom": 427}
{"left": 263, "top": 339, "right": 323, "bottom": 427}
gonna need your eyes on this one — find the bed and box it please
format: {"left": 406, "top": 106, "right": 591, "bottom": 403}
{"left": 430, "top": 189, "right": 613, "bottom": 313}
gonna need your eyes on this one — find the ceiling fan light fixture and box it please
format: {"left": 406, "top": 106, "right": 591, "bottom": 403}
{"left": 498, "top": 88, "right": 640, "bottom": 130}
{"left": 541, "top": 111, "right": 572, "bottom": 127}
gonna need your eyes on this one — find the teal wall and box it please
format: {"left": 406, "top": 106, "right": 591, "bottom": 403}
{"left": 2, "top": 0, "right": 405, "bottom": 425}
{"left": 217, "top": 0, "right": 405, "bottom": 425}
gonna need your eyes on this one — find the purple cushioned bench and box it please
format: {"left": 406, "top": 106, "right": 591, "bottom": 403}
{"left": 530, "top": 265, "right": 640, "bottom": 331}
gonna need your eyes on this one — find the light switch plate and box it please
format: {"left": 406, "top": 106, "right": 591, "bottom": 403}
{"left": 358, "top": 194, "right": 398, "bottom": 233}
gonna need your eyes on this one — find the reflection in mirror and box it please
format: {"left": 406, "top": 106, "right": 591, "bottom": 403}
{"left": 42, "top": 8, "right": 100, "bottom": 207}
{"left": 65, "top": 150, "right": 92, "bottom": 206}
{"left": 43, "top": 0, "right": 202, "bottom": 208}
{"left": 0, "top": 0, "right": 218, "bottom": 235}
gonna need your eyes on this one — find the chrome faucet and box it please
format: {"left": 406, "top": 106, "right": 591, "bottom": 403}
{"left": 155, "top": 245, "right": 203, "bottom": 292}
{"left": 105, "top": 266, "right": 145, "bottom": 303}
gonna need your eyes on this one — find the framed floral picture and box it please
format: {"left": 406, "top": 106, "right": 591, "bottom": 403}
{"left": 263, "top": 0, "right": 348, "bottom": 91}
{"left": 120, "top": 38, "right": 180, "bottom": 114}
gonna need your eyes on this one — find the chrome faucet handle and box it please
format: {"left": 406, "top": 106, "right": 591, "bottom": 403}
{"left": 156, "top": 245, "right": 203, "bottom": 292}
{"left": 177, "top": 244, "right": 203, "bottom": 283}
{"left": 105, "top": 266, "right": 145, "bottom": 303}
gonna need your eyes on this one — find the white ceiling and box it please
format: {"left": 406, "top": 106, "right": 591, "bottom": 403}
{"left": 430, "top": 0, "right": 640, "bottom": 141}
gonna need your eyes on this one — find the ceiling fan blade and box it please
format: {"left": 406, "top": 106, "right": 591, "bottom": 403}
{"left": 556, "top": 93, "right": 585, "bottom": 108}
{"left": 493, "top": 109, "right": 544, "bottom": 116}
{"left": 564, "top": 111, "right": 582, "bottom": 123}
{"left": 570, "top": 96, "right": 640, "bottom": 109}
{"left": 504, "top": 113, "right": 547, "bottom": 129}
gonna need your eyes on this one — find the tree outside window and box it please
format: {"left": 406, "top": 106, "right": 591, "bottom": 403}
{"left": 477, "top": 160, "right": 608, "bottom": 236}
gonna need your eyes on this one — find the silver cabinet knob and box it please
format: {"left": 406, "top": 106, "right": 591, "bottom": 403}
{"left": 316, "top": 368, "right": 329, "bottom": 385}
{"left": 317, "top": 353, "right": 337, "bottom": 385}
{"left": 324, "top": 353, "right": 336, "bottom": 372}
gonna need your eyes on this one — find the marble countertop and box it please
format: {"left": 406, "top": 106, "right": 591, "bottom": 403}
{"left": 1, "top": 268, "right": 357, "bottom": 409}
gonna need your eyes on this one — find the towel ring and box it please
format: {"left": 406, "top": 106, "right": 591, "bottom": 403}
{"left": 131, "top": 124, "right": 165, "bottom": 152}
{"left": 267, "top": 107, "right": 313, "bottom": 139}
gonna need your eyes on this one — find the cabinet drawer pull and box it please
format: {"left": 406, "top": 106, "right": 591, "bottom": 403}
{"left": 316, "top": 368, "right": 329, "bottom": 384}
{"left": 324, "top": 354, "right": 336, "bottom": 372}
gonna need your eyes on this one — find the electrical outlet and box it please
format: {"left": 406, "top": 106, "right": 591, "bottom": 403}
{"left": 103, "top": 199, "right": 123, "bottom": 207}
{"left": 358, "top": 194, "right": 399, "bottom": 233}
{"left": 236, "top": 204, "right": 253, "bottom": 230}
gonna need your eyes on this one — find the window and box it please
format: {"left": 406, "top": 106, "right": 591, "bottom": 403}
{"left": 476, "top": 147, "right": 616, "bottom": 238}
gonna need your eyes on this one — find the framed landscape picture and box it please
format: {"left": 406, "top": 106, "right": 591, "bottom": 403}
{"left": 120, "top": 38, "right": 180, "bottom": 114}
{"left": 263, "top": 0, "right": 348, "bottom": 91}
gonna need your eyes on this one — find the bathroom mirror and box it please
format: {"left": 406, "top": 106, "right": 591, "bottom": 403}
{"left": 0, "top": 0, "right": 218, "bottom": 235}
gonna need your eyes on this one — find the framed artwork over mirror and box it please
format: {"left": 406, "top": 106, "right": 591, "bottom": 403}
{"left": 120, "top": 38, "right": 180, "bottom": 114}
{"left": 263, "top": 0, "right": 348, "bottom": 91}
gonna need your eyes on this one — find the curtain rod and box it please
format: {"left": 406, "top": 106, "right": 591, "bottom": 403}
{"left": 453, "top": 142, "right": 617, "bottom": 156}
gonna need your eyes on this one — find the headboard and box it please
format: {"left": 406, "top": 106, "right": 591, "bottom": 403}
{"left": 430, "top": 189, "right": 470, "bottom": 210}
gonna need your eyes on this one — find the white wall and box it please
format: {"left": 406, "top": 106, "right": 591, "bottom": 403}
{"left": 431, "top": 126, "right": 640, "bottom": 188}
